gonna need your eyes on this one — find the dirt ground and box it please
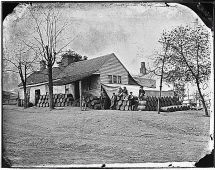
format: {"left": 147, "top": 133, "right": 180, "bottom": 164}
{"left": 2, "top": 105, "right": 210, "bottom": 167}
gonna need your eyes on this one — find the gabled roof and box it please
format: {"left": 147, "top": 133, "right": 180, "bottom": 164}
{"left": 53, "top": 53, "right": 113, "bottom": 85}
{"left": 19, "top": 53, "right": 140, "bottom": 87}
{"left": 18, "top": 67, "right": 62, "bottom": 87}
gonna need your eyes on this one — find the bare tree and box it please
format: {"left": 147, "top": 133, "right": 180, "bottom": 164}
{"left": 158, "top": 25, "right": 211, "bottom": 116}
{"left": 3, "top": 41, "right": 38, "bottom": 108}
{"left": 22, "top": 4, "right": 77, "bottom": 110}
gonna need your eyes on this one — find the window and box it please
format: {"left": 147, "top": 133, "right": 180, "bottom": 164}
{"left": 107, "top": 75, "right": 122, "bottom": 84}
{"left": 118, "top": 76, "right": 121, "bottom": 84}
{"left": 113, "top": 75, "right": 117, "bottom": 83}
{"left": 108, "top": 75, "right": 112, "bottom": 84}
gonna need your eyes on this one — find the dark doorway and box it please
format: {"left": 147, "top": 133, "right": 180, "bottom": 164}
{"left": 35, "top": 89, "right": 40, "bottom": 105}
{"left": 74, "top": 81, "right": 80, "bottom": 100}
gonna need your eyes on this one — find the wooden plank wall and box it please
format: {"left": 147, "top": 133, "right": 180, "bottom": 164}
{"left": 99, "top": 55, "right": 128, "bottom": 85}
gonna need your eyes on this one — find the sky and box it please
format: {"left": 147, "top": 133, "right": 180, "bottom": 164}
{"left": 3, "top": 2, "right": 212, "bottom": 91}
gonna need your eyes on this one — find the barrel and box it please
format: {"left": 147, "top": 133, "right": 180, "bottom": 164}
{"left": 116, "top": 96, "right": 121, "bottom": 101}
{"left": 91, "top": 100, "right": 100, "bottom": 106}
{"left": 90, "top": 96, "right": 98, "bottom": 101}
{"left": 86, "top": 97, "right": 90, "bottom": 103}
{"left": 139, "top": 100, "right": 147, "bottom": 105}
{"left": 121, "top": 96, "right": 125, "bottom": 101}
{"left": 57, "top": 94, "right": 62, "bottom": 99}
{"left": 147, "top": 106, "right": 152, "bottom": 111}
{"left": 120, "top": 105, "right": 125, "bottom": 111}
{"left": 116, "top": 105, "right": 120, "bottom": 110}
{"left": 137, "top": 105, "right": 146, "bottom": 111}
{"left": 124, "top": 105, "right": 129, "bottom": 111}
{"left": 117, "top": 100, "right": 123, "bottom": 106}
{"left": 94, "top": 104, "right": 101, "bottom": 110}
{"left": 178, "top": 106, "right": 183, "bottom": 111}
{"left": 122, "top": 100, "right": 126, "bottom": 106}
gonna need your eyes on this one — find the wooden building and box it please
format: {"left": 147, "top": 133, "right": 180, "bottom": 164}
{"left": 18, "top": 53, "right": 140, "bottom": 105}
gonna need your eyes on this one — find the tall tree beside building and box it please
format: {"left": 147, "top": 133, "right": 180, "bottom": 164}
{"left": 23, "top": 4, "right": 76, "bottom": 110}
{"left": 158, "top": 25, "right": 211, "bottom": 116}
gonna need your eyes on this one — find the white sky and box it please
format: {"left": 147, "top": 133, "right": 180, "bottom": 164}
{"left": 3, "top": 2, "right": 212, "bottom": 92}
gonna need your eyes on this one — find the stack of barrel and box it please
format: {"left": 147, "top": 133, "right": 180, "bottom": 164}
{"left": 86, "top": 96, "right": 101, "bottom": 110}
{"left": 71, "top": 95, "right": 102, "bottom": 109}
{"left": 37, "top": 93, "right": 74, "bottom": 107}
{"left": 160, "top": 105, "right": 190, "bottom": 112}
{"left": 137, "top": 100, "right": 147, "bottom": 111}
{"left": 145, "top": 96, "right": 182, "bottom": 111}
{"left": 115, "top": 96, "right": 138, "bottom": 111}
{"left": 145, "top": 96, "right": 158, "bottom": 111}
{"left": 37, "top": 95, "right": 49, "bottom": 107}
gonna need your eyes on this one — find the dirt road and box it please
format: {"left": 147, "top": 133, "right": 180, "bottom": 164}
{"left": 2, "top": 105, "right": 210, "bottom": 167}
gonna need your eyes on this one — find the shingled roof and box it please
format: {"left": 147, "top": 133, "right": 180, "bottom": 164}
{"left": 18, "top": 67, "right": 62, "bottom": 87}
{"left": 18, "top": 53, "right": 139, "bottom": 87}
{"left": 53, "top": 53, "right": 113, "bottom": 85}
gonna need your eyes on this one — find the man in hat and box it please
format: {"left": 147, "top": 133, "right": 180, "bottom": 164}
{"left": 139, "top": 86, "right": 145, "bottom": 101}
{"left": 128, "top": 92, "right": 134, "bottom": 110}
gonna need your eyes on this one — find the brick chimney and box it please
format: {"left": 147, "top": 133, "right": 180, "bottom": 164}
{"left": 62, "top": 56, "right": 72, "bottom": 67}
{"left": 40, "top": 60, "right": 46, "bottom": 71}
{"left": 140, "top": 62, "right": 146, "bottom": 75}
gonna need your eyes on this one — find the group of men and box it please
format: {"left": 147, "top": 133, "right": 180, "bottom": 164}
{"left": 110, "top": 86, "right": 145, "bottom": 110}
{"left": 82, "top": 86, "right": 146, "bottom": 111}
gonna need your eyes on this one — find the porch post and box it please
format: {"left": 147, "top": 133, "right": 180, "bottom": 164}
{"left": 79, "top": 80, "right": 82, "bottom": 109}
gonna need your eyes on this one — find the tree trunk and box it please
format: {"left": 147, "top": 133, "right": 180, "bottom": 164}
{"left": 196, "top": 82, "right": 209, "bottom": 116}
{"left": 48, "top": 65, "right": 54, "bottom": 110}
{"left": 23, "top": 86, "right": 27, "bottom": 109}
{"left": 19, "top": 64, "right": 27, "bottom": 109}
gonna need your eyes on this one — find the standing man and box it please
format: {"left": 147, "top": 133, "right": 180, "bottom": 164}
{"left": 128, "top": 92, "right": 134, "bottom": 110}
{"left": 100, "top": 90, "right": 105, "bottom": 110}
{"left": 110, "top": 93, "right": 117, "bottom": 110}
{"left": 139, "top": 86, "right": 145, "bottom": 101}
{"left": 81, "top": 95, "right": 87, "bottom": 111}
